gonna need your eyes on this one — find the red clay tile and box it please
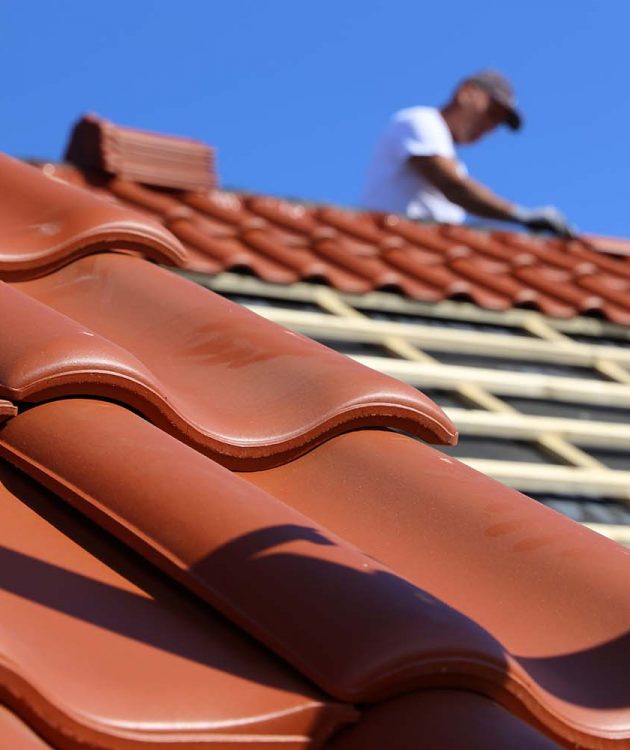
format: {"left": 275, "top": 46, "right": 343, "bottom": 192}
{"left": 597, "top": 303, "right": 630, "bottom": 326}
{"left": 311, "top": 237, "right": 402, "bottom": 290}
{"left": 329, "top": 689, "right": 563, "bottom": 749}
{"left": 0, "top": 155, "right": 186, "bottom": 279}
{"left": 317, "top": 206, "right": 385, "bottom": 245}
{"left": 240, "top": 228, "right": 322, "bottom": 277}
{"left": 496, "top": 231, "right": 593, "bottom": 274}
{"left": 441, "top": 225, "right": 534, "bottom": 265}
{"left": 514, "top": 265, "right": 602, "bottom": 315}
{"left": 246, "top": 195, "right": 319, "bottom": 235}
{"left": 578, "top": 273, "right": 630, "bottom": 314}
{"left": 569, "top": 241, "right": 630, "bottom": 283}
{"left": 448, "top": 256, "right": 539, "bottom": 307}
{"left": 65, "top": 114, "right": 216, "bottom": 191}
{"left": 380, "top": 213, "right": 474, "bottom": 256}
{"left": 0, "top": 461, "right": 355, "bottom": 750}
{"left": 182, "top": 190, "right": 254, "bottom": 226}
{"left": 583, "top": 234, "right": 630, "bottom": 257}
{"left": 0, "top": 706, "right": 57, "bottom": 750}
{"left": 175, "top": 225, "right": 298, "bottom": 283}
{"left": 6, "top": 254, "right": 456, "bottom": 466}
{"left": 242, "top": 430, "right": 630, "bottom": 748}
{"left": 0, "top": 399, "right": 502, "bottom": 705}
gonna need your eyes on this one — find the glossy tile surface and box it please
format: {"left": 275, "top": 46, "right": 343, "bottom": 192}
{"left": 3, "top": 400, "right": 630, "bottom": 747}
{"left": 242, "top": 430, "right": 630, "bottom": 748}
{"left": 0, "top": 461, "right": 354, "bottom": 749}
{"left": 0, "top": 155, "right": 186, "bottom": 278}
{"left": 42, "top": 161, "right": 630, "bottom": 324}
{"left": 8, "top": 254, "right": 455, "bottom": 466}
{"left": 0, "top": 399, "right": 499, "bottom": 704}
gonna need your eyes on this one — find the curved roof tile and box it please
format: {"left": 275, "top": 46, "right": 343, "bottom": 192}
{"left": 0, "top": 398, "right": 501, "bottom": 705}
{"left": 6, "top": 254, "right": 455, "bottom": 466}
{"left": 0, "top": 155, "right": 186, "bottom": 278}
{"left": 242, "top": 430, "right": 630, "bottom": 748}
{"left": 0, "top": 462, "right": 354, "bottom": 749}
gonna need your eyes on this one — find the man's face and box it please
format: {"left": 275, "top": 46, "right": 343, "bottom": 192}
{"left": 453, "top": 85, "right": 509, "bottom": 144}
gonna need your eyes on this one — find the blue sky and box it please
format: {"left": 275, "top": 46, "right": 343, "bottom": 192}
{"left": 2, "top": 1, "right": 628, "bottom": 235}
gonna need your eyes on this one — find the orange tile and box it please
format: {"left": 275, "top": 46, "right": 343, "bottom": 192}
{"left": 0, "top": 461, "right": 355, "bottom": 749}
{"left": 242, "top": 430, "right": 630, "bottom": 748}
{"left": 6, "top": 254, "right": 456, "bottom": 467}
{"left": 0, "top": 155, "right": 186, "bottom": 279}
{"left": 0, "top": 399, "right": 497, "bottom": 705}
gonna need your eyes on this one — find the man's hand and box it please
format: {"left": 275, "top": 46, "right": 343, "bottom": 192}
{"left": 512, "top": 205, "right": 574, "bottom": 238}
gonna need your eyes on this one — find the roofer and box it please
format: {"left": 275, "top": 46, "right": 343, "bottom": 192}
{"left": 360, "top": 70, "right": 572, "bottom": 236}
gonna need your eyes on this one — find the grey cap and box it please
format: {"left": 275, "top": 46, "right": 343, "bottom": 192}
{"left": 465, "top": 70, "right": 523, "bottom": 131}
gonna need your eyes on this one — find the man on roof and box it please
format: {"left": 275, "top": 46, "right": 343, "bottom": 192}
{"left": 360, "top": 70, "right": 572, "bottom": 236}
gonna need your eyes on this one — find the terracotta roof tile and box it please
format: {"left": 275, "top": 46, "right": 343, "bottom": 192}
{"left": 0, "top": 399, "right": 501, "bottom": 704}
{"left": 0, "top": 463, "right": 354, "bottom": 749}
{"left": 5, "top": 254, "right": 455, "bottom": 467}
{"left": 64, "top": 114, "right": 216, "bottom": 192}
{"left": 241, "top": 430, "right": 630, "bottom": 747}
{"left": 0, "top": 155, "right": 186, "bottom": 278}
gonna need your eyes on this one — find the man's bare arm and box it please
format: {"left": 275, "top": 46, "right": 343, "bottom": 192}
{"left": 410, "top": 154, "right": 516, "bottom": 221}
{"left": 410, "top": 154, "right": 573, "bottom": 236}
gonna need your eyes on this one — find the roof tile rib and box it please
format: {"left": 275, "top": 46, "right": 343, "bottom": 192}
{"left": 0, "top": 462, "right": 355, "bottom": 749}
{"left": 0, "top": 155, "right": 186, "bottom": 278}
{"left": 241, "top": 430, "right": 630, "bottom": 749}
{"left": 0, "top": 398, "right": 505, "bottom": 705}
{"left": 5, "top": 254, "right": 456, "bottom": 467}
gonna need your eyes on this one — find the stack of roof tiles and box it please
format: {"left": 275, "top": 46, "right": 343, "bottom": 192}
{"left": 64, "top": 114, "right": 216, "bottom": 191}
{"left": 0, "top": 120, "right": 629, "bottom": 749}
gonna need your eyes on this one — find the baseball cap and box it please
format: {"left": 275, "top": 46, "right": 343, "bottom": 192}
{"left": 465, "top": 70, "right": 523, "bottom": 131}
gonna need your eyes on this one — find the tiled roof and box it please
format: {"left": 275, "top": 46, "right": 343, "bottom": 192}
{"left": 32, "top": 117, "right": 630, "bottom": 326}
{"left": 0, "top": 122, "right": 629, "bottom": 748}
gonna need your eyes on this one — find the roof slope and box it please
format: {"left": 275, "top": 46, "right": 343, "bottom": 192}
{"left": 0, "top": 123, "right": 628, "bottom": 748}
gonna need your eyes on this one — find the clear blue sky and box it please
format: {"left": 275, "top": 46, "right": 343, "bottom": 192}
{"left": 2, "top": 1, "right": 628, "bottom": 235}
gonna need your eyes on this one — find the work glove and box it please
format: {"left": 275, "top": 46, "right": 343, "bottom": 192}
{"left": 512, "top": 205, "right": 574, "bottom": 238}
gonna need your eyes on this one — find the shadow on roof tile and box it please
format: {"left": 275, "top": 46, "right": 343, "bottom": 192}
{"left": 0, "top": 462, "right": 355, "bottom": 749}
{"left": 329, "top": 689, "right": 563, "bottom": 749}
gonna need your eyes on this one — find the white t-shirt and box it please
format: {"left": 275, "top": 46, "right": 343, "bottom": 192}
{"left": 360, "top": 106, "right": 466, "bottom": 224}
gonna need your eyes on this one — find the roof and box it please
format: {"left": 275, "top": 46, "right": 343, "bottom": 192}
{"left": 40, "top": 114, "right": 630, "bottom": 328}
{"left": 0, "top": 117, "right": 629, "bottom": 749}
